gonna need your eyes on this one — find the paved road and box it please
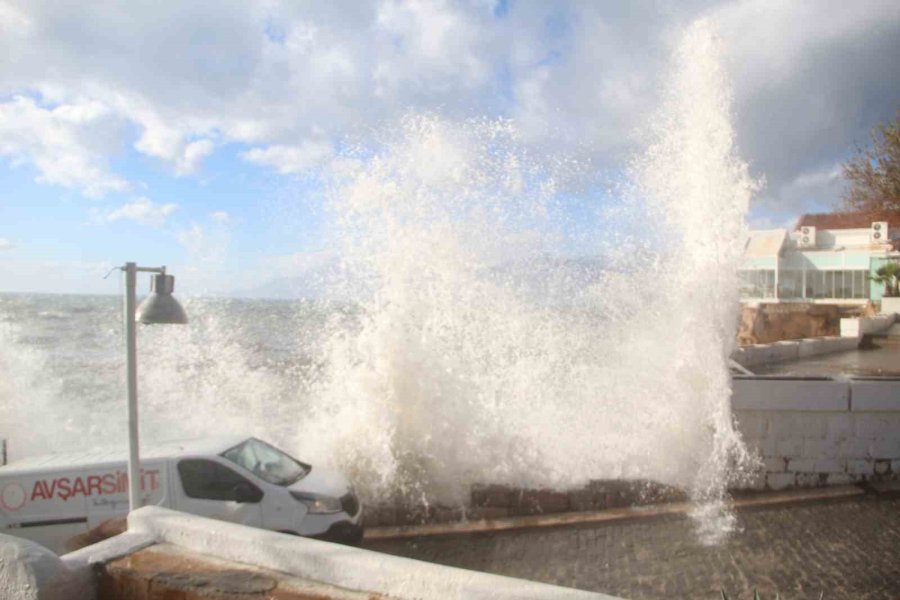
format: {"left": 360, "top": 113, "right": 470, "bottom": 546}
{"left": 364, "top": 494, "right": 900, "bottom": 599}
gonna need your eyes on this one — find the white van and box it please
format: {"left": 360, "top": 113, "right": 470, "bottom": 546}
{"left": 0, "top": 436, "right": 363, "bottom": 554}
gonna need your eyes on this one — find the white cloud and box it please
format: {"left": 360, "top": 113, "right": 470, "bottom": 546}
{"left": 209, "top": 210, "right": 231, "bottom": 223}
{"left": 0, "top": 96, "right": 129, "bottom": 197}
{"left": 0, "top": 238, "right": 14, "bottom": 251}
{"left": 101, "top": 197, "right": 177, "bottom": 227}
{"left": 0, "top": 0, "right": 897, "bottom": 216}
{"left": 241, "top": 140, "right": 333, "bottom": 174}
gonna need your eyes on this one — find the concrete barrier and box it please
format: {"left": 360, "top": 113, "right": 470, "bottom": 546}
{"left": 734, "top": 376, "right": 900, "bottom": 491}
{"left": 880, "top": 297, "right": 900, "bottom": 316}
{"left": 65, "top": 507, "right": 618, "bottom": 600}
{"left": 732, "top": 377, "right": 849, "bottom": 411}
{"left": 840, "top": 314, "right": 896, "bottom": 337}
{"left": 850, "top": 379, "right": 900, "bottom": 411}
{"left": 731, "top": 335, "right": 859, "bottom": 368}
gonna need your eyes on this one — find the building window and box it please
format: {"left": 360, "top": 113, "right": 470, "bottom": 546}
{"left": 778, "top": 270, "right": 803, "bottom": 298}
{"left": 804, "top": 269, "right": 869, "bottom": 300}
{"left": 739, "top": 269, "right": 775, "bottom": 299}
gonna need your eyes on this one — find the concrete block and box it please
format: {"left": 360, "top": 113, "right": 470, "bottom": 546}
{"left": 510, "top": 489, "right": 571, "bottom": 515}
{"left": 745, "top": 436, "right": 778, "bottom": 458}
{"left": 826, "top": 414, "right": 854, "bottom": 440}
{"left": 771, "top": 340, "right": 800, "bottom": 362}
{"left": 567, "top": 489, "right": 601, "bottom": 512}
{"left": 741, "top": 474, "right": 767, "bottom": 491}
{"left": 826, "top": 473, "right": 854, "bottom": 486}
{"left": 850, "top": 380, "right": 900, "bottom": 411}
{"left": 471, "top": 485, "right": 513, "bottom": 508}
{"left": 766, "top": 473, "right": 795, "bottom": 490}
{"left": 847, "top": 459, "right": 874, "bottom": 475}
{"left": 840, "top": 318, "right": 861, "bottom": 338}
{"left": 770, "top": 413, "right": 827, "bottom": 439}
{"left": 796, "top": 473, "right": 824, "bottom": 487}
{"left": 854, "top": 414, "right": 900, "bottom": 439}
{"left": 881, "top": 297, "right": 900, "bottom": 315}
{"left": 797, "top": 338, "right": 830, "bottom": 358}
{"left": 802, "top": 439, "right": 840, "bottom": 459}
{"left": 763, "top": 457, "right": 787, "bottom": 473}
{"left": 776, "top": 438, "right": 804, "bottom": 458}
{"left": 734, "top": 345, "right": 763, "bottom": 366}
{"left": 730, "top": 346, "right": 748, "bottom": 364}
{"left": 813, "top": 459, "right": 845, "bottom": 474}
{"left": 732, "top": 378, "right": 849, "bottom": 411}
{"left": 734, "top": 412, "right": 768, "bottom": 438}
{"left": 871, "top": 438, "right": 900, "bottom": 458}
{"left": 787, "top": 458, "right": 816, "bottom": 473}
{"left": 840, "top": 438, "right": 873, "bottom": 458}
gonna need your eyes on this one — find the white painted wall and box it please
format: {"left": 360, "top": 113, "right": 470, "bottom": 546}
{"left": 733, "top": 378, "right": 900, "bottom": 490}
{"left": 840, "top": 314, "right": 896, "bottom": 337}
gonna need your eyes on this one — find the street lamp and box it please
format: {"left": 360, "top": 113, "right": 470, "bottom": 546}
{"left": 121, "top": 262, "right": 187, "bottom": 512}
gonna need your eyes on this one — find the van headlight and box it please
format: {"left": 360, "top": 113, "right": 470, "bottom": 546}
{"left": 290, "top": 491, "right": 342, "bottom": 514}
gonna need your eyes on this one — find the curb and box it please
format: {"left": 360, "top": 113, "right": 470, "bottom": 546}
{"left": 363, "top": 485, "right": 865, "bottom": 541}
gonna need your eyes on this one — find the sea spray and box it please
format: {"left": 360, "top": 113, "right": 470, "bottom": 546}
{"left": 0, "top": 18, "right": 758, "bottom": 543}
{"left": 292, "top": 18, "right": 758, "bottom": 541}
{"left": 633, "top": 18, "right": 760, "bottom": 541}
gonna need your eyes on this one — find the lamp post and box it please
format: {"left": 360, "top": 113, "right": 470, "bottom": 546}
{"left": 121, "top": 262, "right": 187, "bottom": 512}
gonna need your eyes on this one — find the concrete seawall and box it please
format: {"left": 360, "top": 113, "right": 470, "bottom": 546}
{"left": 730, "top": 336, "right": 859, "bottom": 368}
{"left": 731, "top": 313, "right": 897, "bottom": 369}
{"left": 364, "top": 376, "right": 900, "bottom": 528}
{"left": 733, "top": 377, "right": 900, "bottom": 490}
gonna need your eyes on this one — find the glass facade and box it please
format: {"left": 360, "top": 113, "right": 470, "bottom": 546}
{"left": 741, "top": 268, "right": 870, "bottom": 300}
{"left": 739, "top": 270, "right": 776, "bottom": 299}
{"left": 803, "top": 269, "right": 869, "bottom": 300}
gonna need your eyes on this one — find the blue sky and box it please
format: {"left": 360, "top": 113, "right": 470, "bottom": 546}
{"left": 0, "top": 0, "right": 898, "bottom": 295}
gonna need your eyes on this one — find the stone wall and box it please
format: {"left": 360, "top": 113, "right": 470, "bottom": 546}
{"left": 732, "top": 377, "right": 900, "bottom": 490}
{"left": 737, "top": 303, "right": 849, "bottom": 345}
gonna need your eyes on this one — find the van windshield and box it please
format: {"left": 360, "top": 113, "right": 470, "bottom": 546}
{"left": 221, "top": 438, "right": 310, "bottom": 486}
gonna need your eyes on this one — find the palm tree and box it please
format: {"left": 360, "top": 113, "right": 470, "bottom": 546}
{"left": 872, "top": 261, "right": 900, "bottom": 297}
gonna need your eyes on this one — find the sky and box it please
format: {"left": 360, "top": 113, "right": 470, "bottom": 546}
{"left": 0, "top": 0, "right": 898, "bottom": 295}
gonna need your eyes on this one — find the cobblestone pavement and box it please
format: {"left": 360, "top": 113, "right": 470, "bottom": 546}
{"left": 363, "top": 494, "right": 900, "bottom": 599}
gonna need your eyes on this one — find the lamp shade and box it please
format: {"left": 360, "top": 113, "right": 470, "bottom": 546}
{"left": 136, "top": 274, "right": 188, "bottom": 324}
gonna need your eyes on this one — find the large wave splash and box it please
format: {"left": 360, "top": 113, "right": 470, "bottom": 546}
{"left": 293, "top": 19, "right": 757, "bottom": 540}
{"left": 0, "top": 18, "right": 757, "bottom": 543}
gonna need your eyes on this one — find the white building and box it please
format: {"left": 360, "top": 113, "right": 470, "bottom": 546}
{"left": 740, "top": 211, "right": 900, "bottom": 304}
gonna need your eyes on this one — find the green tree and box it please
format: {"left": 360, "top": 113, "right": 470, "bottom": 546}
{"left": 842, "top": 110, "right": 900, "bottom": 212}
{"left": 872, "top": 261, "right": 900, "bottom": 297}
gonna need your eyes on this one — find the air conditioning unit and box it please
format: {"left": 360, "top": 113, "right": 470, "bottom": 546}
{"left": 870, "top": 221, "right": 889, "bottom": 244}
{"left": 798, "top": 225, "right": 816, "bottom": 248}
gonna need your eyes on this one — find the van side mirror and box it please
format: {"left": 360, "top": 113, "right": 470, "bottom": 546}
{"left": 232, "top": 482, "right": 262, "bottom": 504}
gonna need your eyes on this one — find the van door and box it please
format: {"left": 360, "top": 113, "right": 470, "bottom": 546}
{"left": 174, "top": 459, "right": 263, "bottom": 527}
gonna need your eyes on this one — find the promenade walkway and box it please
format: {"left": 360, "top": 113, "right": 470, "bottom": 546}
{"left": 364, "top": 490, "right": 900, "bottom": 599}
